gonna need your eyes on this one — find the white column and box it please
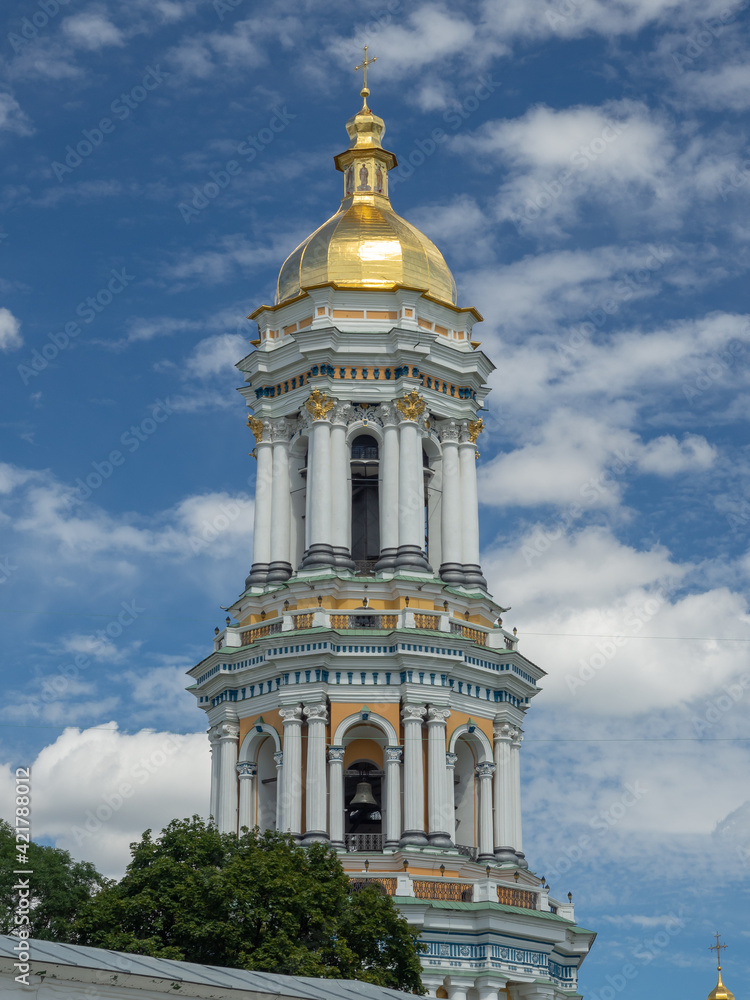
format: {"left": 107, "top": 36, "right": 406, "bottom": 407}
{"left": 493, "top": 721, "right": 516, "bottom": 862}
{"left": 237, "top": 761, "right": 257, "bottom": 832}
{"left": 446, "top": 981, "right": 469, "bottom": 1000}
{"left": 208, "top": 726, "right": 221, "bottom": 823}
{"left": 445, "top": 751, "right": 458, "bottom": 845}
{"left": 246, "top": 434, "right": 273, "bottom": 585}
{"left": 328, "top": 747, "right": 345, "bottom": 847}
{"left": 375, "top": 402, "right": 399, "bottom": 570}
{"left": 394, "top": 410, "right": 431, "bottom": 572}
{"left": 459, "top": 426, "right": 485, "bottom": 588}
{"left": 511, "top": 727, "right": 524, "bottom": 859}
{"left": 216, "top": 721, "right": 240, "bottom": 834}
{"left": 279, "top": 706, "right": 303, "bottom": 836}
{"left": 301, "top": 415, "right": 335, "bottom": 568}
{"left": 400, "top": 704, "right": 428, "bottom": 846}
{"left": 330, "top": 404, "right": 354, "bottom": 569}
{"left": 426, "top": 707, "right": 452, "bottom": 846}
{"left": 268, "top": 420, "right": 292, "bottom": 582}
{"left": 439, "top": 422, "right": 463, "bottom": 583}
{"left": 303, "top": 702, "right": 329, "bottom": 842}
{"left": 384, "top": 746, "right": 403, "bottom": 848}
{"left": 476, "top": 760, "right": 496, "bottom": 861}
{"left": 273, "top": 750, "right": 284, "bottom": 830}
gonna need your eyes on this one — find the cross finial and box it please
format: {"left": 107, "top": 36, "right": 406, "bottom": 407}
{"left": 710, "top": 932, "right": 727, "bottom": 970}
{"left": 354, "top": 45, "right": 377, "bottom": 108}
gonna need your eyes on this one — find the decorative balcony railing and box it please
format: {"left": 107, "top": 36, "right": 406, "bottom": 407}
{"left": 240, "top": 622, "right": 283, "bottom": 645}
{"left": 497, "top": 886, "right": 538, "bottom": 909}
{"left": 413, "top": 880, "right": 473, "bottom": 902}
{"left": 414, "top": 613, "right": 440, "bottom": 630}
{"left": 455, "top": 843, "right": 479, "bottom": 862}
{"left": 345, "top": 832, "right": 383, "bottom": 852}
{"left": 330, "top": 614, "right": 399, "bottom": 630}
{"left": 348, "top": 877, "right": 397, "bottom": 896}
{"left": 450, "top": 622, "right": 487, "bottom": 645}
{"left": 293, "top": 613, "right": 314, "bottom": 629}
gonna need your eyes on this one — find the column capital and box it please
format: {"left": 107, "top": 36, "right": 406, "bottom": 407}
{"left": 445, "top": 751, "right": 458, "bottom": 769}
{"left": 303, "top": 702, "right": 329, "bottom": 723}
{"left": 269, "top": 416, "right": 291, "bottom": 442}
{"left": 236, "top": 761, "right": 257, "bottom": 778}
{"left": 427, "top": 706, "right": 451, "bottom": 725}
{"left": 437, "top": 418, "right": 460, "bottom": 443}
{"left": 330, "top": 400, "right": 352, "bottom": 426}
{"left": 511, "top": 727, "right": 524, "bottom": 748}
{"left": 384, "top": 746, "right": 403, "bottom": 764}
{"left": 493, "top": 720, "right": 516, "bottom": 741}
{"left": 273, "top": 750, "right": 284, "bottom": 766}
{"left": 401, "top": 703, "right": 427, "bottom": 722}
{"left": 327, "top": 746, "right": 345, "bottom": 763}
{"left": 208, "top": 721, "right": 240, "bottom": 743}
{"left": 476, "top": 761, "right": 496, "bottom": 779}
{"left": 279, "top": 705, "right": 304, "bottom": 724}
{"left": 376, "top": 399, "right": 400, "bottom": 426}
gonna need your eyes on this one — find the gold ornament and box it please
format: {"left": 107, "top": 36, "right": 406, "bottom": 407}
{"left": 468, "top": 418, "right": 484, "bottom": 443}
{"left": 395, "top": 389, "right": 426, "bottom": 421}
{"left": 305, "top": 389, "right": 335, "bottom": 420}
{"left": 246, "top": 415, "right": 263, "bottom": 442}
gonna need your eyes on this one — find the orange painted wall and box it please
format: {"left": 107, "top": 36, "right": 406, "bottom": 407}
{"left": 446, "top": 709, "right": 493, "bottom": 746}
{"left": 238, "top": 708, "right": 282, "bottom": 748}
{"left": 344, "top": 738, "right": 383, "bottom": 768}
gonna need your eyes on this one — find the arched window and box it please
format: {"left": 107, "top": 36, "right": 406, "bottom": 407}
{"left": 351, "top": 435, "right": 380, "bottom": 565}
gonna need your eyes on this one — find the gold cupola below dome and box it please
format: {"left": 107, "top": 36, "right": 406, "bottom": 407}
{"left": 276, "top": 84, "right": 457, "bottom": 307}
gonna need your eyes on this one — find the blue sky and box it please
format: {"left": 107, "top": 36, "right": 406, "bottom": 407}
{"left": 1, "top": 0, "right": 749, "bottom": 994}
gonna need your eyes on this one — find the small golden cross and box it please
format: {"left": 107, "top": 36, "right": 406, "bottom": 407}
{"left": 710, "top": 933, "right": 727, "bottom": 968}
{"left": 355, "top": 45, "right": 377, "bottom": 95}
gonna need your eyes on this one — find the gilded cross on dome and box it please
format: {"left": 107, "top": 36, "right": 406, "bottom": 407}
{"left": 710, "top": 933, "right": 727, "bottom": 967}
{"left": 354, "top": 45, "right": 377, "bottom": 109}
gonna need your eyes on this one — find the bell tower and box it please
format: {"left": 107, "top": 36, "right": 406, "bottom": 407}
{"left": 189, "top": 67, "right": 596, "bottom": 1000}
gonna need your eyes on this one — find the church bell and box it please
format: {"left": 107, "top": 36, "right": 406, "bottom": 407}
{"left": 350, "top": 780, "right": 378, "bottom": 808}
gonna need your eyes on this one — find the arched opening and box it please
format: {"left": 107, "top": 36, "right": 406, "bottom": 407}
{"left": 256, "top": 736, "right": 278, "bottom": 832}
{"left": 453, "top": 737, "right": 478, "bottom": 857}
{"left": 351, "top": 434, "right": 380, "bottom": 569}
{"left": 345, "top": 760, "right": 383, "bottom": 847}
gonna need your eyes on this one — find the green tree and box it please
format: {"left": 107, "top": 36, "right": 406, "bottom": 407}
{"left": 75, "top": 817, "right": 424, "bottom": 993}
{"left": 0, "top": 819, "right": 110, "bottom": 941}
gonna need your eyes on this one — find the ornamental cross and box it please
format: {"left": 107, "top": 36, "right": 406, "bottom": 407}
{"left": 710, "top": 933, "right": 727, "bottom": 967}
{"left": 355, "top": 45, "right": 377, "bottom": 94}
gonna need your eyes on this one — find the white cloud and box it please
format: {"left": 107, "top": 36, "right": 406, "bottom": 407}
{"left": 0, "top": 308, "right": 23, "bottom": 350}
{"left": 0, "top": 724, "right": 209, "bottom": 876}
{"left": 0, "top": 93, "right": 33, "bottom": 134}
{"left": 62, "top": 12, "right": 125, "bottom": 50}
{"left": 677, "top": 63, "right": 750, "bottom": 111}
{"left": 638, "top": 433, "right": 716, "bottom": 474}
{"left": 183, "top": 333, "right": 251, "bottom": 379}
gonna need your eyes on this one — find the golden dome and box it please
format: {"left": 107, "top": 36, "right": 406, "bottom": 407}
{"left": 708, "top": 969, "right": 735, "bottom": 1000}
{"left": 276, "top": 92, "right": 457, "bottom": 307}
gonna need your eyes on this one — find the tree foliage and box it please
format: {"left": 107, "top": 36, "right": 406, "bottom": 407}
{"left": 0, "top": 818, "right": 110, "bottom": 941}
{"left": 75, "top": 817, "right": 424, "bottom": 993}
